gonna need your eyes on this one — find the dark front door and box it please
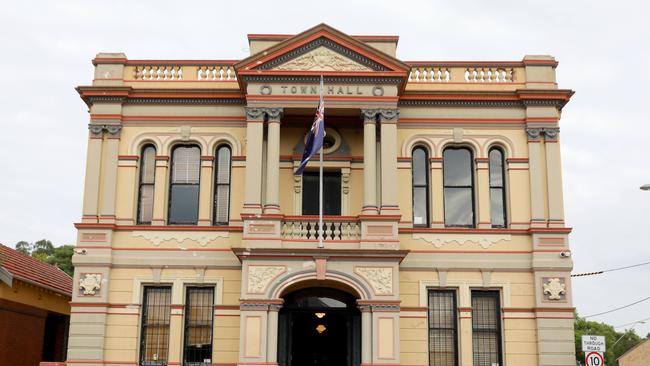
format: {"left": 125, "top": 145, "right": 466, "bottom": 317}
{"left": 278, "top": 288, "right": 361, "bottom": 366}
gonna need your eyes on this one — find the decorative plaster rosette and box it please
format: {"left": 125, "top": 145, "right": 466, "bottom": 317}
{"left": 79, "top": 273, "right": 102, "bottom": 295}
{"left": 543, "top": 278, "right": 566, "bottom": 300}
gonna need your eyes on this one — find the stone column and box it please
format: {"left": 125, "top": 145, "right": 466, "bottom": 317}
{"left": 151, "top": 156, "right": 169, "bottom": 226}
{"left": 82, "top": 126, "right": 104, "bottom": 223}
{"left": 267, "top": 303, "right": 281, "bottom": 363}
{"left": 198, "top": 156, "right": 214, "bottom": 226}
{"left": 475, "top": 158, "right": 491, "bottom": 228}
{"left": 544, "top": 128, "right": 565, "bottom": 227}
{"left": 361, "top": 109, "right": 378, "bottom": 214}
{"left": 360, "top": 304, "right": 372, "bottom": 364}
{"left": 526, "top": 128, "right": 546, "bottom": 228}
{"left": 243, "top": 107, "right": 266, "bottom": 214}
{"left": 378, "top": 109, "right": 400, "bottom": 215}
{"left": 264, "top": 109, "right": 283, "bottom": 214}
{"left": 98, "top": 126, "right": 121, "bottom": 224}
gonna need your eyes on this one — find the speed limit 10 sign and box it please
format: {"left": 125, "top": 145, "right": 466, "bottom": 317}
{"left": 586, "top": 351, "right": 604, "bottom": 366}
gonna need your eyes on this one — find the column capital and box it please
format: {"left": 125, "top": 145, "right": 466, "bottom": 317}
{"left": 360, "top": 109, "right": 378, "bottom": 123}
{"left": 245, "top": 107, "right": 283, "bottom": 122}
{"left": 88, "top": 123, "right": 122, "bottom": 138}
{"left": 377, "top": 108, "right": 400, "bottom": 123}
{"left": 526, "top": 127, "right": 543, "bottom": 141}
{"left": 543, "top": 127, "right": 560, "bottom": 139}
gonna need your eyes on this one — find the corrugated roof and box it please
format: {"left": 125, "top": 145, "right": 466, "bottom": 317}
{"left": 0, "top": 243, "right": 72, "bottom": 296}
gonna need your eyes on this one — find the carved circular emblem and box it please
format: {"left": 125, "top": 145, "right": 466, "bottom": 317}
{"left": 260, "top": 85, "right": 272, "bottom": 95}
{"left": 372, "top": 86, "right": 384, "bottom": 97}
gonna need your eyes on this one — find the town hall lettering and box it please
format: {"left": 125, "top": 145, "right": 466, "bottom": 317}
{"left": 259, "top": 85, "right": 384, "bottom": 96}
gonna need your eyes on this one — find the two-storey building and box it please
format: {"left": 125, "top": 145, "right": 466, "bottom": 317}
{"left": 69, "top": 24, "right": 575, "bottom": 366}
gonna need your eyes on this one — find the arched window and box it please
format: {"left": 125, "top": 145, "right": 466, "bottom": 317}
{"left": 213, "top": 145, "right": 231, "bottom": 225}
{"left": 489, "top": 147, "right": 507, "bottom": 228}
{"left": 137, "top": 145, "right": 156, "bottom": 224}
{"left": 168, "top": 145, "right": 200, "bottom": 225}
{"left": 412, "top": 147, "right": 430, "bottom": 227}
{"left": 443, "top": 147, "right": 475, "bottom": 227}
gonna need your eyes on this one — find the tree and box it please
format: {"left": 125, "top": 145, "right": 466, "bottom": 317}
{"left": 13, "top": 239, "right": 74, "bottom": 277}
{"left": 15, "top": 240, "right": 32, "bottom": 254}
{"left": 574, "top": 313, "right": 642, "bottom": 365}
{"left": 45, "top": 245, "right": 74, "bottom": 276}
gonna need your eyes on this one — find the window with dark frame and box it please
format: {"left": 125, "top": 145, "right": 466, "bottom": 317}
{"left": 213, "top": 145, "right": 231, "bottom": 225}
{"left": 168, "top": 145, "right": 201, "bottom": 225}
{"left": 443, "top": 147, "right": 475, "bottom": 227}
{"left": 137, "top": 145, "right": 156, "bottom": 224}
{"left": 412, "top": 147, "right": 430, "bottom": 227}
{"left": 301, "top": 171, "right": 341, "bottom": 216}
{"left": 428, "top": 290, "right": 458, "bottom": 366}
{"left": 183, "top": 287, "right": 214, "bottom": 366}
{"left": 488, "top": 148, "right": 507, "bottom": 228}
{"left": 471, "top": 291, "right": 503, "bottom": 366}
{"left": 140, "top": 286, "right": 172, "bottom": 366}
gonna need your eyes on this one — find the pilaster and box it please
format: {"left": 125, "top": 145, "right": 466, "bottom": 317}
{"left": 151, "top": 156, "right": 169, "bottom": 226}
{"left": 198, "top": 156, "right": 214, "bottom": 226}
{"left": 115, "top": 155, "right": 138, "bottom": 225}
{"left": 361, "top": 109, "right": 378, "bottom": 215}
{"left": 475, "top": 158, "right": 491, "bottom": 229}
{"left": 544, "top": 128, "right": 565, "bottom": 227}
{"left": 430, "top": 158, "right": 445, "bottom": 228}
{"left": 264, "top": 109, "right": 283, "bottom": 214}
{"left": 378, "top": 108, "right": 400, "bottom": 216}
{"left": 98, "top": 126, "right": 121, "bottom": 224}
{"left": 526, "top": 127, "right": 546, "bottom": 228}
{"left": 81, "top": 129, "right": 103, "bottom": 223}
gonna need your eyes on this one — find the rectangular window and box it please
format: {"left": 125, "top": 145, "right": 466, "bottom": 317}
{"left": 169, "top": 146, "right": 201, "bottom": 225}
{"left": 183, "top": 287, "right": 214, "bottom": 366}
{"left": 302, "top": 171, "right": 341, "bottom": 215}
{"left": 140, "top": 287, "right": 172, "bottom": 366}
{"left": 471, "top": 291, "right": 503, "bottom": 366}
{"left": 428, "top": 290, "right": 458, "bottom": 366}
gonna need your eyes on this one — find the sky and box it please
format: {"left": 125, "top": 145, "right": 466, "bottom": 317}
{"left": 1, "top": 0, "right": 649, "bottom": 338}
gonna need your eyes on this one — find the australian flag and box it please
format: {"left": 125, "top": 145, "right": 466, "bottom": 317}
{"left": 294, "top": 76, "right": 325, "bottom": 175}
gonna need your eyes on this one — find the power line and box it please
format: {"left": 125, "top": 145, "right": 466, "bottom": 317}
{"left": 614, "top": 317, "right": 650, "bottom": 329}
{"left": 583, "top": 296, "right": 650, "bottom": 318}
{"left": 571, "top": 260, "right": 650, "bottom": 277}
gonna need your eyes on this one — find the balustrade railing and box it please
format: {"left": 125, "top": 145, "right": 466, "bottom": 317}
{"left": 127, "top": 62, "right": 238, "bottom": 81}
{"left": 281, "top": 217, "right": 361, "bottom": 241}
{"left": 408, "top": 63, "right": 519, "bottom": 83}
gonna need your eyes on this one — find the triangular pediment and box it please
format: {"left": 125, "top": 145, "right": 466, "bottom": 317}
{"left": 268, "top": 45, "right": 374, "bottom": 72}
{"left": 235, "top": 24, "right": 411, "bottom": 75}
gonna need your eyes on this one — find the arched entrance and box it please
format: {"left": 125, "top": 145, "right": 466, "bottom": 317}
{"left": 277, "top": 287, "right": 361, "bottom": 366}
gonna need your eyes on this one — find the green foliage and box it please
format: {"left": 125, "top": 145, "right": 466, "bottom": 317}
{"left": 574, "top": 313, "right": 642, "bottom": 365}
{"left": 13, "top": 239, "right": 74, "bottom": 277}
{"left": 15, "top": 240, "right": 32, "bottom": 254}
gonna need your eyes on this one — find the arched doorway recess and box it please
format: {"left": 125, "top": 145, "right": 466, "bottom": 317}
{"left": 277, "top": 287, "right": 361, "bottom": 366}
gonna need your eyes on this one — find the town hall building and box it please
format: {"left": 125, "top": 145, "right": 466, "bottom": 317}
{"left": 69, "top": 24, "right": 575, "bottom": 366}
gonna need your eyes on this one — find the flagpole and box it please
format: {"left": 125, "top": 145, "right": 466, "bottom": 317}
{"left": 318, "top": 75, "right": 324, "bottom": 249}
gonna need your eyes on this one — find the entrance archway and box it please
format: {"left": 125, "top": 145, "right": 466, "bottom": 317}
{"left": 277, "top": 287, "right": 361, "bottom": 366}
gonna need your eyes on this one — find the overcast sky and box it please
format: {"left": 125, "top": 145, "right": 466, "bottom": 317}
{"left": 1, "top": 0, "right": 648, "bottom": 337}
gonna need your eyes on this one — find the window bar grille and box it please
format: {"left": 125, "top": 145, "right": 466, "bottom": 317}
{"left": 471, "top": 291, "right": 503, "bottom": 366}
{"left": 183, "top": 287, "right": 214, "bottom": 366}
{"left": 428, "top": 290, "right": 458, "bottom": 366}
{"left": 140, "top": 286, "right": 172, "bottom": 366}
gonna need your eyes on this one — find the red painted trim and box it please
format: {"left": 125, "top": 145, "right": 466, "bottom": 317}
{"left": 126, "top": 59, "right": 238, "bottom": 65}
{"left": 74, "top": 223, "right": 243, "bottom": 232}
{"left": 122, "top": 115, "right": 246, "bottom": 122}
